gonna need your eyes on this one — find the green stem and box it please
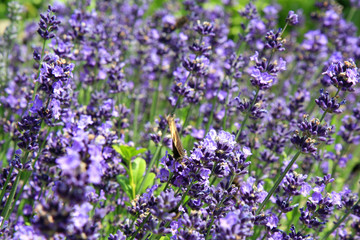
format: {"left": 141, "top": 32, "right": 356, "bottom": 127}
{"left": 128, "top": 157, "right": 136, "bottom": 199}
{"left": 1, "top": 166, "right": 23, "bottom": 224}
{"left": 11, "top": 127, "right": 51, "bottom": 218}
{"left": 18, "top": 39, "right": 47, "bottom": 118}
{"left": 159, "top": 175, "right": 199, "bottom": 239}
{"left": 210, "top": 176, "right": 217, "bottom": 186}
{"left": 149, "top": 222, "right": 162, "bottom": 240}
{"left": 222, "top": 75, "right": 234, "bottom": 130}
{"left": 261, "top": 230, "right": 269, "bottom": 240}
{"left": 206, "top": 97, "right": 217, "bottom": 133}
{"left": 133, "top": 98, "right": 140, "bottom": 143}
{"left": 346, "top": 7, "right": 356, "bottom": 22}
{"left": 174, "top": 177, "right": 195, "bottom": 210}
{"left": 205, "top": 67, "right": 231, "bottom": 133}
{"left": 280, "top": 21, "right": 289, "bottom": 36}
{"left": 181, "top": 105, "right": 193, "bottom": 135}
{"left": 163, "top": 172, "right": 174, "bottom": 192}
{"left": 206, "top": 174, "right": 236, "bottom": 239}
{"left": 10, "top": 99, "right": 52, "bottom": 221}
{"left": 209, "top": 163, "right": 218, "bottom": 186}
{"left": 235, "top": 87, "right": 260, "bottom": 141}
{"left": 266, "top": 51, "right": 275, "bottom": 71}
{"left": 129, "top": 214, "right": 151, "bottom": 240}
{"left": 256, "top": 151, "right": 301, "bottom": 215}
{"left": 206, "top": 217, "right": 216, "bottom": 239}
{"left": 321, "top": 198, "right": 360, "bottom": 240}
{"left": 129, "top": 213, "right": 139, "bottom": 230}
{"left": 150, "top": 79, "right": 161, "bottom": 122}
{"left": 32, "top": 39, "right": 47, "bottom": 102}
{"left": 0, "top": 166, "right": 14, "bottom": 203}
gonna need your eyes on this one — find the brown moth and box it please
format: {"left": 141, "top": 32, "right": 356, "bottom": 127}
{"left": 166, "top": 115, "right": 186, "bottom": 161}
{"left": 174, "top": 16, "right": 189, "bottom": 30}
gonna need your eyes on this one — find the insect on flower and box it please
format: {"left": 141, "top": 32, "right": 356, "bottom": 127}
{"left": 166, "top": 114, "right": 186, "bottom": 162}
{"left": 174, "top": 16, "right": 189, "bottom": 30}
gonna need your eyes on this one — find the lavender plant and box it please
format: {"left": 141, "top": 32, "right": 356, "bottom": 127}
{"left": 0, "top": 0, "right": 360, "bottom": 239}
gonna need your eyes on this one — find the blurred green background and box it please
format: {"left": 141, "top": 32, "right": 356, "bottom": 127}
{"left": 0, "top": 0, "right": 357, "bottom": 20}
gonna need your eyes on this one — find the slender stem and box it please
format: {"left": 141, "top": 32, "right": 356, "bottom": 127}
{"left": 163, "top": 172, "right": 174, "bottom": 192}
{"left": 129, "top": 214, "right": 151, "bottom": 240}
{"left": 144, "top": 233, "right": 153, "bottom": 240}
{"left": 266, "top": 51, "right": 275, "bottom": 71}
{"left": 210, "top": 176, "right": 217, "bottom": 186}
{"left": 261, "top": 230, "right": 269, "bottom": 240}
{"left": 31, "top": 39, "right": 47, "bottom": 102}
{"left": 256, "top": 151, "right": 301, "bottom": 215}
{"left": 133, "top": 98, "right": 140, "bottom": 144}
{"left": 150, "top": 79, "right": 161, "bottom": 122}
{"left": 346, "top": 7, "right": 356, "bottom": 22}
{"left": 4, "top": 67, "right": 50, "bottom": 223}
{"left": 206, "top": 217, "right": 216, "bottom": 239}
{"left": 158, "top": 175, "right": 199, "bottom": 240}
{"left": 206, "top": 97, "right": 217, "bottom": 133}
{"left": 209, "top": 163, "right": 218, "bottom": 186}
{"left": 222, "top": 72, "right": 235, "bottom": 130}
{"left": 128, "top": 156, "right": 136, "bottom": 199}
{"left": 321, "top": 198, "right": 360, "bottom": 240}
{"left": 205, "top": 69, "right": 231, "bottom": 132}
{"left": 1, "top": 150, "right": 29, "bottom": 222}
{"left": 0, "top": 166, "right": 14, "bottom": 203}
{"left": 148, "top": 55, "right": 164, "bottom": 124}
{"left": 174, "top": 177, "right": 195, "bottom": 210}
{"left": 129, "top": 213, "right": 139, "bottom": 230}
{"left": 280, "top": 21, "right": 289, "bottom": 36}
{"left": 1, "top": 169, "right": 22, "bottom": 225}
{"left": 37, "top": 183, "right": 44, "bottom": 201}
{"left": 19, "top": 39, "right": 47, "bottom": 118}
{"left": 235, "top": 87, "right": 260, "bottom": 141}
{"left": 181, "top": 105, "right": 193, "bottom": 135}
{"left": 206, "top": 174, "right": 236, "bottom": 239}
{"left": 10, "top": 127, "right": 51, "bottom": 217}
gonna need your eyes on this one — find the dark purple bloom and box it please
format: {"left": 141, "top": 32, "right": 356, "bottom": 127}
{"left": 297, "top": 115, "right": 331, "bottom": 141}
{"left": 281, "top": 171, "right": 308, "bottom": 196}
{"left": 315, "top": 89, "right": 345, "bottom": 114}
{"left": 264, "top": 28, "right": 285, "bottom": 51}
{"left": 37, "top": 5, "right": 61, "bottom": 40}
{"left": 194, "top": 21, "right": 215, "bottom": 36}
{"left": 290, "top": 134, "right": 317, "bottom": 154}
{"left": 287, "top": 10, "right": 299, "bottom": 25}
{"left": 276, "top": 195, "right": 298, "bottom": 213}
{"left": 338, "top": 115, "right": 360, "bottom": 144}
{"left": 322, "top": 59, "right": 359, "bottom": 92}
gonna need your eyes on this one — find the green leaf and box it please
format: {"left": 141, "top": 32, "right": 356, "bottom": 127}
{"left": 159, "top": 237, "right": 170, "bottom": 240}
{"left": 132, "top": 157, "right": 146, "bottom": 185}
{"left": 137, "top": 172, "right": 156, "bottom": 194}
{"left": 116, "top": 175, "right": 132, "bottom": 199}
{"left": 131, "top": 148, "right": 147, "bottom": 157}
{"left": 112, "top": 145, "right": 146, "bottom": 163}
